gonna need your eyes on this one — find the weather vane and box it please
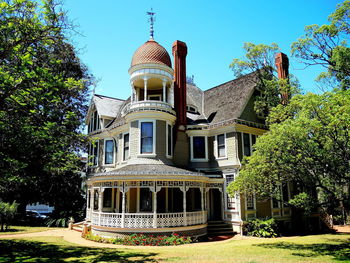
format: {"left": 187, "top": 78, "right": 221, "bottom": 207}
{"left": 147, "top": 8, "right": 156, "bottom": 40}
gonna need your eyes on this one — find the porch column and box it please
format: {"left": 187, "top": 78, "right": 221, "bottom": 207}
{"left": 170, "top": 83, "right": 174, "bottom": 107}
{"left": 182, "top": 185, "right": 189, "bottom": 226}
{"left": 162, "top": 80, "right": 166, "bottom": 102}
{"left": 98, "top": 188, "right": 104, "bottom": 225}
{"left": 206, "top": 188, "right": 210, "bottom": 220}
{"left": 151, "top": 184, "right": 161, "bottom": 228}
{"left": 121, "top": 183, "right": 129, "bottom": 228}
{"left": 144, "top": 78, "right": 148, "bottom": 101}
{"left": 90, "top": 188, "right": 94, "bottom": 219}
{"left": 131, "top": 82, "right": 135, "bottom": 103}
{"left": 219, "top": 187, "right": 225, "bottom": 221}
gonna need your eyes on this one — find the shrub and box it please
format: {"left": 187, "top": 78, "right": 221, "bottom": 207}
{"left": 0, "top": 201, "right": 18, "bottom": 231}
{"left": 84, "top": 231, "right": 192, "bottom": 246}
{"left": 243, "top": 218, "right": 278, "bottom": 238}
{"left": 122, "top": 233, "right": 192, "bottom": 246}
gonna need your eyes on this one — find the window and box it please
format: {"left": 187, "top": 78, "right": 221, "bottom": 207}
{"left": 243, "top": 133, "right": 251, "bottom": 156}
{"left": 103, "top": 188, "right": 112, "bottom": 208}
{"left": 140, "top": 188, "right": 152, "bottom": 212}
{"left": 93, "top": 190, "right": 99, "bottom": 210}
{"left": 88, "top": 141, "right": 99, "bottom": 166}
{"left": 217, "top": 134, "right": 226, "bottom": 158}
{"left": 87, "top": 190, "right": 91, "bottom": 209}
{"left": 167, "top": 124, "right": 172, "bottom": 157}
{"left": 192, "top": 136, "right": 206, "bottom": 159}
{"left": 123, "top": 133, "right": 129, "bottom": 161}
{"left": 104, "top": 139, "right": 114, "bottom": 165}
{"left": 88, "top": 110, "right": 100, "bottom": 133}
{"left": 148, "top": 94, "right": 161, "bottom": 101}
{"left": 226, "top": 174, "right": 235, "bottom": 209}
{"left": 140, "top": 122, "right": 154, "bottom": 154}
{"left": 246, "top": 194, "right": 255, "bottom": 210}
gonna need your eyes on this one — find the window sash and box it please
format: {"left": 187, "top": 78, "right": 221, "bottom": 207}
{"left": 140, "top": 122, "right": 153, "bottom": 154}
{"left": 217, "top": 134, "right": 225, "bottom": 157}
{"left": 246, "top": 195, "right": 255, "bottom": 210}
{"left": 243, "top": 133, "right": 251, "bottom": 156}
{"left": 104, "top": 140, "right": 114, "bottom": 164}
{"left": 193, "top": 136, "right": 206, "bottom": 159}
{"left": 123, "top": 134, "right": 129, "bottom": 161}
{"left": 167, "top": 124, "right": 172, "bottom": 156}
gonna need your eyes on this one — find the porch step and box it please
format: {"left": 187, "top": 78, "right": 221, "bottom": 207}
{"left": 207, "top": 220, "right": 235, "bottom": 237}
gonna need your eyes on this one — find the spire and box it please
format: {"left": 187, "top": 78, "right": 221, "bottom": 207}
{"left": 146, "top": 8, "right": 156, "bottom": 40}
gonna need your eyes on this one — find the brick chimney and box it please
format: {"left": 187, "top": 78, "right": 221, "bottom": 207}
{"left": 275, "top": 52, "right": 289, "bottom": 105}
{"left": 172, "top": 40, "right": 187, "bottom": 127}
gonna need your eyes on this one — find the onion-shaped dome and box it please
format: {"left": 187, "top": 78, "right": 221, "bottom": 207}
{"left": 131, "top": 40, "right": 172, "bottom": 68}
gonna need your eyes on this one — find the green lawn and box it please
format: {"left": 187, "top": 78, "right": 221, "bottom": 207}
{"left": 0, "top": 233, "right": 349, "bottom": 262}
{"left": 0, "top": 226, "right": 53, "bottom": 235}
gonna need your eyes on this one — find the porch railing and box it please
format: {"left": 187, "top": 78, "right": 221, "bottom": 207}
{"left": 90, "top": 211, "right": 207, "bottom": 228}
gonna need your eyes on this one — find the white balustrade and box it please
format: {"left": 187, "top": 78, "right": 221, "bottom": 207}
{"left": 121, "top": 101, "right": 175, "bottom": 116}
{"left": 91, "top": 211, "right": 207, "bottom": 228}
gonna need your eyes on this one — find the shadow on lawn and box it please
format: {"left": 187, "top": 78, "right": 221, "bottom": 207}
{"left": 255, "top": 236, "right": 350, "bottom": 261}
{"left": 0, "top": 239, "right": 157, "bottom": 263}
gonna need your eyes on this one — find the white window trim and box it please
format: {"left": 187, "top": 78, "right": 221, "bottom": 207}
{"left": 166, "top": 122, "right": 173, "bottom": 159}
{"left": 147, "top": 94, "right": 162, "bottom": 101}
{"left": 103, "top": 138, "right": 115, "bottom": 166}
{"left": 190, "top": 136, "right": 208, "bottom": 162}
{"left": 138, "top": 119, "right": 156, "bottom": 156}
{"left": 224, "top": 174, "right": 236, "bottom": 212}
{"left": 215, "top": 133, "right": 227, "bottom": 159}
{"left": 245, "top": 194, "right": 256, "bottom": 211}
{"left": 122, "top": 132, "right": 130, "bottom": 161}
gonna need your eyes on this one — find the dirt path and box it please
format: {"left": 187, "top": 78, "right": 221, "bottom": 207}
{"left": 0, "top": 229, "right": 119, "bottom": 248}
{"left": 333, "top": 225, "right": 350, "bottom": 233}
{"left": 0, "top": 229, "right": 239, "bottom": 248}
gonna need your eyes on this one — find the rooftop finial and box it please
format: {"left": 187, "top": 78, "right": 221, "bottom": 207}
{"left": 147, "top": 8, "right": 156, "bottom": 40}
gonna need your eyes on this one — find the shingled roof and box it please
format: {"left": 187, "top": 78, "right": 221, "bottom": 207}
{"left": 93, "top": 94, "right": 125, "bottom": 118}
{"left": 203, "top": 72, "right": 259, "bottom": 124}
{"left": 92, "top": 164, "right": 205, "bottom": 177}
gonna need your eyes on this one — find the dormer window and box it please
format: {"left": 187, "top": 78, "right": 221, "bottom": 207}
{"left": 186, "top": 105, "right": 198, "bottom": 114}
{"left": 88, "top": 110, "right": 100, "bottom": 133}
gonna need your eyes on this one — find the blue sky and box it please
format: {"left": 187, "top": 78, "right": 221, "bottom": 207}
{"left": 64, "top": 0, "right": 343, "bottom": 100}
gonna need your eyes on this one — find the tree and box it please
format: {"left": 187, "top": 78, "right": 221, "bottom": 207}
{"left": 0, "top": 201, "right": 18, "bottom": 231}
{"left": 292, "top": 0, "right": 350, "bottom": 90}
{"left": 227, "top": 89, "right": 350, "bottom": 218}
{"left": 0, "top": 0, "right": 91, "bottom": 218}
{"left": 230, "top": 43, "right": 300, "bottom": 117}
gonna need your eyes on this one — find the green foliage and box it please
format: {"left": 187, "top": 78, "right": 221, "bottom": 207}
{"left": 243, "top": 218, "right": 278, "bottom": 238}
{"left": 121, "top": 233, "right": 192, "bottom": 246}
{"left": 288, "top": 192, "right": 316, "bottom": 215}
{"left": 230, "top": 43, "right": 300, "bottom": 117}
{"left": 0, "top": 0, "right": 92, "bottom": 217}
{"left": 228, "top": 89, "right": 350, "bottom": 215}
{"left": 45, "top": 216, "right": 72, "bottom": 228}
{"left": 84, "top": 231, "right": 193, "bottom": 246}
{"left": 0, "top": 201, "right": 18, "bottom": 231}
{"left": 292, "top": 1, "right": 350, "bottom": 90}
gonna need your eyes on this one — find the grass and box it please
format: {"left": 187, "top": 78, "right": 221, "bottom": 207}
{"left": 0, "top": 231, "right": 350, "bottom": 262}
{"left": 0, "top": 226, "right": 53, "bottom": 235}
